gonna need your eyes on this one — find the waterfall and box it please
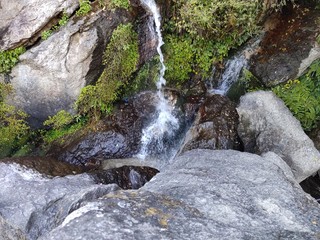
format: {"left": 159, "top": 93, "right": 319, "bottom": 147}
{"left": 137, "top": 0, "right": 179, "bottom": 160}
{"left": 209, "top": 54, "right": 248, "bottom": 95}
{"left": 208, "top": 38, "right": 261, "bottom": 95}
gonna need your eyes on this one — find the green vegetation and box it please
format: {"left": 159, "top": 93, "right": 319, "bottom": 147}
{"left": 76, "top": 0, "right": 92, "bottom": 16}
{"left": 163, "top": 0, "right": 263, "bottom": 85}
{"left": 76, "top": 23, "right": 139, "bottom": 121}
{"left": 109, "top": 0, "right": 130, "bottom": 10}
{"left": 41, "top": 11, "right": 69, "bottom": 40}
{"left": 272, "top": 60, "right": 320, "bottom": 131}
{"left": 41, "top": 30, "right": 53, "bottom": 40}
{"left": 237, "top": 61, "right": 320, "bottom": 132}
{"left": 0, "top": 47, "right": 26, "bottom": 74}
{"left": 0, "top": 84, "right": 29, "bottom": 158}
{"left": 124, "top": 57, "right": 161, "bottom": 97}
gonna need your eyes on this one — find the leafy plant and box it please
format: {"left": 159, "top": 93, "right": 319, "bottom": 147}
{"left": 58, "top": 12, "right": 69, "bottom": 26}
{"left": 0, "top": 47, "right": 26, "bottom": 74}
{"left": 272, "top": 60, "right": 320, "bottom": 131}
{"left": 76, "top": 0, "right": 92, "bottom": 16}
{"left": 41, "top": 30, "right": 53, "bottom": 40}
{"left": 76, "top": 23, "right": 139, "bottom": 121}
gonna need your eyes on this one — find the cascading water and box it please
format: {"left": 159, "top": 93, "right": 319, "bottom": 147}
{"left": 209, "top": 54, "right": 248, "bottom": 95}
{"left": 208, "top": 38, "right": 261, "bottom": 95}
{"left": 137, "top": 0, "right": 179, "bottom": 160}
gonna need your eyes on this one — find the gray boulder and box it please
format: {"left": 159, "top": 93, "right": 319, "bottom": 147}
{"left": 0, "top": 163, "right": 118, "bottom": 240}
{"left": 0, "top": 0, "right": 79, "bottom": 50}
{"left": 8, "top": 9, "right": 131, "bottom": 127}
{"left": 42, "top": 150, "right": 320, "bottom": 239}
{"left": 237, "top": 91, "right": 320, "bottom": 182}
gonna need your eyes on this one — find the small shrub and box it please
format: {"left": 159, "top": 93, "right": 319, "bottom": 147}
{"left": 0, "top": 47, "right": 26, "bottom": 74}
{"left": 76, "top": 0, "right": 92, "bottom": 16}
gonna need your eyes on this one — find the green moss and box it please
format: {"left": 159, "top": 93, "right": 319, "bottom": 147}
{"left": 123, "top": 57, "right": 161, "bottom": 97}
{"left": 43, "top": 120, "right": 85, "bottom": 145}
{"left": 0, "top": 47, "right": 26, "bottom": 74}
{"left": 76, "top": 23, "right": 139, "bottom": 121}
{"left": 164, "top": 35, "right": 193, "bottom": 84}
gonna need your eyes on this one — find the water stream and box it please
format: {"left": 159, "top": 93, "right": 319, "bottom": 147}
{"left": 137, "top": 0, "right": 179, "bottom": 160}
{"left": 208, "top": 38, "right": 261, "bottom": 95}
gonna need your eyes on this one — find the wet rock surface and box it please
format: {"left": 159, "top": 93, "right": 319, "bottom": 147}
{"left": 249, "top": 2, "right": 320, "bottom": 86}
{"left": 237, "top": 91, "right": 320, "bottom": 182}
{"left": 90, "top": 165, "right": 159, "bottom": 189}
{"left": 0, "top": 0, "right": 79, "bottom": 50}
{"left": 0, "top": 156, "right": 83, "bottom": 177}
{"left": 41, "top": 150, "right": 320, "bottom": 240}
{"left": 179, "top": 94, "right": 242, "bottom": 154}
{"left": 55, "top": 91, "right": 185, "bottom": 166}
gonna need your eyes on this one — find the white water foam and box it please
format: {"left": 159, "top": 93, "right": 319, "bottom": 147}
{"left": 137, "top": 0, "right": 179, "bottom": 159}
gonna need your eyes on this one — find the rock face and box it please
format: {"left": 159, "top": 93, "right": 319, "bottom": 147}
{"left": 237, "top": 91, "right": 320, "bottom": 182}
{"left": 0, "top": 0, "right": 79, "bottom": 50}
{"left": 41, "top": 150, "right": 320, "bottom": 239}
{"left": 8, "top": 9, "right": 131, "bottom": 127}
{"left": 249, "top": 2, "right": 320, "bottom": 86}
{"left": 0, "top": 163, "right": 119, "bottom": 240}
{"left": 179, "top": 94, "right": 242, "bottom": 154}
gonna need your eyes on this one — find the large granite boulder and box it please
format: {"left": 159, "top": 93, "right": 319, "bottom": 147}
{"left": 41, "top": 150, "right": 320, "bottom": 239}
{"left": 0, "top": 163, "right": 118, "bottom": 240}
{"left": 8, "top": 8, "right": 132, "bottom": 127}
{"left": 178, "top": 94, "right": 242, "bottom": 154}
{"left": 0, "top": 0, "right": 79, "bottom": 50}
{"left": 237, "top": 91, "right": 320, "bottom": 182}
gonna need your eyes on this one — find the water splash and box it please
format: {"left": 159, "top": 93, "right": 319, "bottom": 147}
{"left": 137, "top": 0, "right": 179, "bottom": 159}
